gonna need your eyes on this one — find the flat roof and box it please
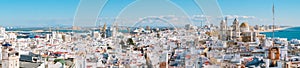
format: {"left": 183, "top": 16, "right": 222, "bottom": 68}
{"left": 20, "top": 61, "right": 42, "bottom": 68}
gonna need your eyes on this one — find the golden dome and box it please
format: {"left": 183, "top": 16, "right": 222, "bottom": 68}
{"left": 250, "top": 26, "right": 255, "bottom": 31}
{"left": 240, "top": 22, "right": 249, "bottom": 28}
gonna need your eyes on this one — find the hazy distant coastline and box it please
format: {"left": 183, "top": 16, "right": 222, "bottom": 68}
{"left": 258, "top": 26, "right": 293, "bottom": 32}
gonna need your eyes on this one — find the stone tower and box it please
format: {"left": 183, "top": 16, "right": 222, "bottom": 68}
{"left": 2, "top": 43, "right": 19, "bottom": 68}
{"left": 232, "top": 18, "right": 240, "bottom": 39}
{"left": 220, "top": 20, "right": 227, "bottom": 41}
{"left": 101, "top": 23, "right": 107, "bottom": 38}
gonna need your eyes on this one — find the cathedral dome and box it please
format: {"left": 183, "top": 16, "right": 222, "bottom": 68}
{"left": 240, "top": 22, "right": 249, "bottom": 28}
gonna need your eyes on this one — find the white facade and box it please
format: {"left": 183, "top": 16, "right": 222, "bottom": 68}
{"left": 93, "top": 31, "right": 100, "bottom": 39}
{"left": 0, "top": 27, "right": 7, "bottom": 41}
{"left": 7, "top": 33, "right": 17, "bottom": 41}
{"left": 2, "top": 46, "right": 20, "bottom": 68}
{"left": 62, "top": 34, "right": 72, "bottom": 42}
{"left": 75, "top": 56, "right": 86, "bottom": 68}
{"left": 220, "top": 20, "right": 227, "bottom": 41}
{"left": 46, "top": 34, "right": 51, "bottom": 41}
{"left": 48, "top": 62, "right": 63, "bottom": 68}
{"left": 0, "top": 27, "right": 5, "bottom": 35}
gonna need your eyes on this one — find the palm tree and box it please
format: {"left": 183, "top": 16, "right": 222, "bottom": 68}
{"left": 127, "top": 38, "right": 135, "bottom": 45}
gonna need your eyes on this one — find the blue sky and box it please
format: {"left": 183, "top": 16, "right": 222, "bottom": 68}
{"left": 0, "top": 0, "right": 299, "bottom": 27}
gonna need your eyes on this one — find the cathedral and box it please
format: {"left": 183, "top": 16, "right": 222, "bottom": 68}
{"left": 219, "top": 18, "right": 265, "bottom": 42}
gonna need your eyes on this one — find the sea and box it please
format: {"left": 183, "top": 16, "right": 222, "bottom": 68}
{"left": 260, "top": 27, "right": 300, "bottom": 41}
{"left": 8, "top": 27, "right": 300, "bottom": 41}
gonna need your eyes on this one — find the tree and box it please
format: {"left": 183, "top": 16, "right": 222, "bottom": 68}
{"left": 54, "top": 59, "right": 65, "bottom": 65}
{"left": 127, "top": 38, "right": 135, "bottom": 45}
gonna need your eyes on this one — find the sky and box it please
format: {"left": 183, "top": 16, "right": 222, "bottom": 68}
{"left": 0, "top": 0, "right": 299, "bottom": 27}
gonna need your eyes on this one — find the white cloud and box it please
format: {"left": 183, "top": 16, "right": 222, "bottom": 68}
{"left": 224, "top": 15, "right": 256, "bottom": 19}
{"left": 191, "top": 15, "right": 208, "bottom": 20}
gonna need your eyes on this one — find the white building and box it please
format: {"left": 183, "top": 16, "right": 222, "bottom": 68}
{"left": 2, "top": 43, "right": 20, "bottom": 68}
{"left": 220, "top": 20, "right": 227, "bottom": 41}
{"left": 0, "top": 27, "right": 7, "bottom": 41}
{"left": 232, "top": 18, "right": 241, "bottom": 39}
{"left": 92, "top": 31, "right": 100, "bottom": 39}
{"left": 46, "top": 34, "right": 51, "bottom": 41}
{"left": 7, "top": 33, "right": 17, "bottom": 41}
{"left": 75, "top": 56, "right": 86, "bottom": 68}
{"left": 62, "top": 34, "right": 72, "bottom": 42}
{"left": 0, "top": 27, "right": 5, "bottom": 35}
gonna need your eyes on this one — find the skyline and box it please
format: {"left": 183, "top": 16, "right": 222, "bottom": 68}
{"left": 0, "top": 0, "right": 299, "bottom": 27}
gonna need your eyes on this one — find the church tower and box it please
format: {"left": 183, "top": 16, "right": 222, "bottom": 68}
{"left": 101, "top": 23, "right": 107, "bottom": 38}
{"left": 111, "top": 23, "right": 118, "bottom": 37}
{"left": 220, "top": 19, "right": 227, "bottom": 41}
{"left": 2, "top": 43, "right": 19, "bottom": 68}
{"left": 232, "top": 18, "right": 240, "bottom": 39}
